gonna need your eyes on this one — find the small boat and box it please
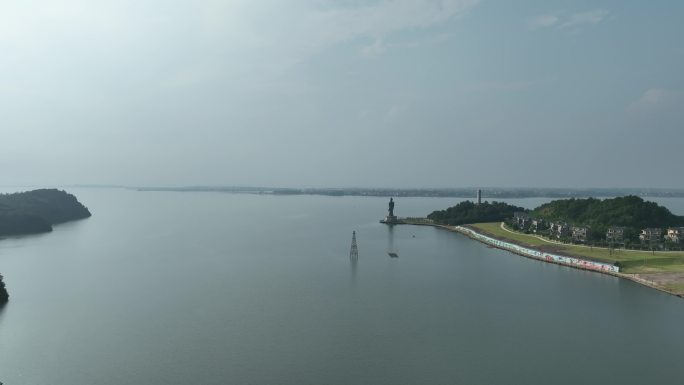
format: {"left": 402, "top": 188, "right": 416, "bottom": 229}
{"left": 388, "top": 252, "right": 399, "bottom": 258}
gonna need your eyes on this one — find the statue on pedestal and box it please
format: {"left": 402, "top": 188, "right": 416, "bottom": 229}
{"left": 380, "top": 198, "right": 398, "bottom": 224}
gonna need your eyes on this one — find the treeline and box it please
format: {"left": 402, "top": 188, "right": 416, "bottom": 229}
{"left": 531, "top": 196, "right": 684, "bottom": 239}
{"left": 0, "top": 273, "right": 8, "bottom": 304}
{"left": 427, "top": 201, "right": 526, "bottom": 226}
{"left": 0, "top": 189, "right": 91, "bottom": 236}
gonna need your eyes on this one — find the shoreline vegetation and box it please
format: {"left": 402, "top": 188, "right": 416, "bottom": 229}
{"left": 398, "top": 196, "right": 684, "bottom": 297}
{"left": 0, "top": 189, "right": 92, "bottom": 305}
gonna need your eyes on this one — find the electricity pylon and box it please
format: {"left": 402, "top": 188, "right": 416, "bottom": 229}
{"left": 350, "top": 231, "right": 359, "bottom": 260}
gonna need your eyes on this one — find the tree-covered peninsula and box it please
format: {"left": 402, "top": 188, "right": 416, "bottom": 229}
{"left": 0, "top": 189, "right": 91, "bottom": 236}
{"left": 427, "top": 201, "right": 526, "bottom": 226}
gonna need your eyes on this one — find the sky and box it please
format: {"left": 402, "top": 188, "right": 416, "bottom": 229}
{"left": 1, "top": 0, "right": 683, "bottom": 188}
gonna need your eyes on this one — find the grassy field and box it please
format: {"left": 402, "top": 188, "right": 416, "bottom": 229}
{"left": 664, "top": 282, "right": 684, "bottom": 293}
{"left": 469, "top": 222, "right": 684, "bottom": 274}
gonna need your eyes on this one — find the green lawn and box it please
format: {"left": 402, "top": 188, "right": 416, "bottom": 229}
{"left": 664, "top": 282, "right": 684, "bottom": 294}
{"left": 470, "top": 222, "right": 551, "bottom": 247}
{"left": 468, "top": 222, "right": 684, "bottom": 274}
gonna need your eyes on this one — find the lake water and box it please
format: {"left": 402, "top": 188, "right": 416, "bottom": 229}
{"left": 1, "top": 189, "right": 684, "bottom": 385}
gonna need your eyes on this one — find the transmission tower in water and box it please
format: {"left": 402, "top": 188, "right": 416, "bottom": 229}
{"left": 349, "top": 231, "right": 359, "bottom": 260}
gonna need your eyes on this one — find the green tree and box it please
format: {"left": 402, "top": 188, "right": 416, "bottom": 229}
{"left": 531, "top": 196, "right": 683, "bottom": 243}
{"left": 427, "top": 201, "right": 527, "bottom": 225}
{"left": 0, "top": 273, "right": 8, "bottom": 304}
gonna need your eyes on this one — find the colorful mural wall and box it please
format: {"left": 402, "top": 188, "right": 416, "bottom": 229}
{"left": 457, "top": 227, "right": 620, "bottom": 273}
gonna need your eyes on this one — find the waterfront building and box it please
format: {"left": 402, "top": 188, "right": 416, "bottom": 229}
{"left": 549, "top": 222, "right": 572, "bottom": 239}
{"left": 530, "top": 219, "right": 546, "bottom": 233}
{"left": 513, "top": 212, "right": 530, "bottom": 229}
{"left": 606, "top": 226, "right": 626, "bottom": 245}
{"left": 666, "top": 227, "right": 684, "bottom": 243}
{"left": 549, "top": 222, "right": 557, "bottom": 235}
{"left": 639, "top": 228, "right": 663, "bottom": 244}
{"left": 572, "top": 226, "right": 591, "bottom": 243}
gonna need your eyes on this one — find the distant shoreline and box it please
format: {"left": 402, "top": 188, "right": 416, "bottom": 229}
{"left": 133, "top": 186, "right": 684, "bottom": 199}
{"left": 7, "top": 185, "right": 684, "bottom": 198}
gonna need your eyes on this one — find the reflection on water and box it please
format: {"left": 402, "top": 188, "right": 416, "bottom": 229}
{"left": 349, "top": 230, "right": 358, "bottom": 278}
{"left": 387, "top": 225, "right": 395, "bottom": 254}
{"left": 349, "top": 254, "right": 357, "bottom": 277}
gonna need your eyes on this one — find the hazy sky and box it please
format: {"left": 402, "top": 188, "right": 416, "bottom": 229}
{"left": 2, "top": 0, "right": 683, "bottom": 188}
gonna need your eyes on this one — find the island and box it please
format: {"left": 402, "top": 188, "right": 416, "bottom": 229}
{"left": 0, "top": 189, "right": 91, "bottom": 236}
{"left": 0, "top": 189, "right": 91, "bottom": 304}
{"left": 402, "top": 196, "right": 684, "bottom": 297}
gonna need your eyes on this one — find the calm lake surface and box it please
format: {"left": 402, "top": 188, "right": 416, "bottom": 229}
{"left": 1, "top": 189, "right": 684, "bottom": 385}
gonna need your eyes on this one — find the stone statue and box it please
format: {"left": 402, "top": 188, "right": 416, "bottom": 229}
{"left": 388, "top": 198, "right": 395, "bottom": 217}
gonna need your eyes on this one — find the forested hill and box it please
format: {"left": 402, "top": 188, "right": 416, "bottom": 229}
{"left": 427, "top": 201, "right": 526, "bottom": 225}
{"left": 531, "top": 196, "right": 684, "bottom": 230}
{"left": 0, "top": 189, "right": 91, "bottom": 236}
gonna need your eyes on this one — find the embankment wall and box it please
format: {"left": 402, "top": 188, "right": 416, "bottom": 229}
{"left": 456, "top": 226, "right": 620, "bottom": 274}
